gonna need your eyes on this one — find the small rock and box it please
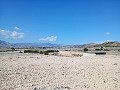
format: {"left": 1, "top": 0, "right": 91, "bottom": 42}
{"left": 113, "top": 63, "right": 117, "bottom": 65}
{"left": 34, "top": 87, "right": 38, "bottom": 90}
{"left": 113, "top": 78, "right": 118, "bottom": 81}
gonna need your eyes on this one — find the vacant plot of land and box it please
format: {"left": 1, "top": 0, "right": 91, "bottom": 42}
{"left": 0, "top": 52, "right": 120, "bottom": 90}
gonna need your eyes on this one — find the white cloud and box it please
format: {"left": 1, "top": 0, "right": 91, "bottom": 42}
{"left": 96, "top": 40, "right": 113, "bottom": 44}
{"left": 95, "top": 41, "right": 104, "bottom": 44}
{"left": 39, "top": 36, "right": 57, "bottom": 42}
{"left": 105, "top": 32, "right": 111, "bottom": 35}
{"left": 11, "top": 31, "right": 24, "bottom": 39}
{"left": 0, "top": 29, "right": 10, "bottom": 38}
{"left": 0, "top": 29, "right": 24, "bottom": 39}
{"left": 14, "top": 26, "right": 21, "bottom": 30}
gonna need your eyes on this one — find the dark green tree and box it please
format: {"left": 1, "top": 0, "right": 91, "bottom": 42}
{"left": 84, "top": 48, "right": 88, "bottom": 51}
{"left": 11, "top": 48, "right": 15, "bottom": 51}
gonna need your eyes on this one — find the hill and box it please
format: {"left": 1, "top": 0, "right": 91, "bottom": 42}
{"left": 0, "top": 40, "right": 12, "bottom": 48}
{"left": 0, "top": 40, "right": 60, "bottom": 48}
{"left": 100, "top": 41, "right": 120, "bottom": 47}
{"left": 0, "top": 40, "right": 120, "bottom": 48}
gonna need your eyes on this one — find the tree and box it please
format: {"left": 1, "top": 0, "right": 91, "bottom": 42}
{"left": 100, "top": 46, "right": 103, "bottom": 50}
{"left": 84, "top": 48, "right": 88, "bottom": 51}
{"left": 11, "top": 48, "right": 15, "bottom": 51}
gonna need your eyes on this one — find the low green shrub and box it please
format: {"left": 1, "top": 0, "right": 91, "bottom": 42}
{"left": 24, "top": 49, "right": 59, "bottom": 55}
{"left": 44, "top": 52, "right": 49, "bottom": 55}
{"left": 95, "top": 48, "right": 101, "bottom": 51}
{"left": 33, "top": 50, "right": 39, "bottom": 53}
{"left": 39, "top": 51, "right": 43, "bottom": 54}
{"left": 19, "top": 51, "right": 23, "bottom": 53}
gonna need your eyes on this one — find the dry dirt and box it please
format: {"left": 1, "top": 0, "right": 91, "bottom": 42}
{"left": 0, "top": 52, "right": 120, "bottom": 90}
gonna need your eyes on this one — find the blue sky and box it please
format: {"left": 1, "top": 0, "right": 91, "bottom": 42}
{"left": 0, "top": 0, "right": 120, "bottom": 45}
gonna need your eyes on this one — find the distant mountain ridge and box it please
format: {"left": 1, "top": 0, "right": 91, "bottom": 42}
{"left": 61, "top": 42, "right": 120, "bottom": 48}
{"left": 79, "top": 41, "right": 120, "bottom": 48}
{"left": 0, "top": 40, "right": 120, "bottom": 48}
{"left": 0, "top": 40, "right": 61, "bottom": 48}
{"left": 100, "top": 41, "right": 120, "bottom": 47}
{"left": 12, "top": 43, "right": 61, "bottom": 48}
{"left": 0, "top": 40, "right": 12, "bottom": 48}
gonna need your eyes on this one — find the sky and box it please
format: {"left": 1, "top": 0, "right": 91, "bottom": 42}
{"left": 0, "top": 0, "right": 120, "bottom": 45}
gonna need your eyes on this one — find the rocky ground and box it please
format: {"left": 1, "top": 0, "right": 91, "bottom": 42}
{"left": 0, "top": 52, "right": 120, "bottom": 90}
